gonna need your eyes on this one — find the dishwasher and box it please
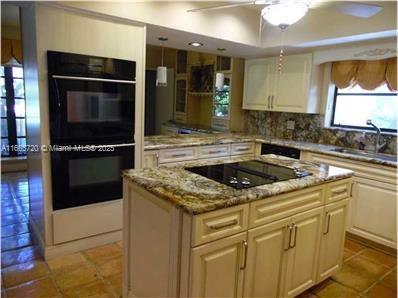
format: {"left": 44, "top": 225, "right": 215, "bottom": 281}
{"left": 261, "top": 143, "right": 301, "bottom": 159}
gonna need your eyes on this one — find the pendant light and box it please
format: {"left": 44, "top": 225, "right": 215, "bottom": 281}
{"left": 215, "top": 47, "right": 226, "bottom": 91}
{"left": 156, "top": 37, "right": 168, "bottom": 87}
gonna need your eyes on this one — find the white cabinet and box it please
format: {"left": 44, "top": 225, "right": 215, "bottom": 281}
{"left": 244, "top": 217, "right": 290, "bottom": 298}
{"left": 351, "top": 178, "right": 397, "bottom": 248}
{"left": 318, "top": 199, "right": 349, "bottom": 282}
{"left": 190, "top": 232, "right": 246, "bottom": 298}
{"left": 300, "top": 151, "right": 397, "bottom": 248}
{"left": 242, "top": 53, "right": 320, "bottom": 113}
{"left": 143, "top": 151, "right": 158, "bottom": 168}
{"left": 242, "top": 58, "right": 275, "bottom": 110}
{"left": 281, "top": 207, "right": 323, "bottom": 298}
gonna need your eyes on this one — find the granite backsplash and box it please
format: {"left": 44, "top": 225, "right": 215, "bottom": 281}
{"left": 245, "top": 111, "right": 397, "bottom": 155}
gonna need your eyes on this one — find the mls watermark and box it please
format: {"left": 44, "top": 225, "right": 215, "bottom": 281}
{"left": 1, "top": 144, "right": 116, "bottom": 154}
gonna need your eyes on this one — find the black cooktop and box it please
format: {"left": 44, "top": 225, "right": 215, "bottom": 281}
{"left": 185, "top": 160, "right": 311, "bottom": 190}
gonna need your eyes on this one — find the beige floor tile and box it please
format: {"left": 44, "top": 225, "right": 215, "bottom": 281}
{"left": 359, "top": 249, "right": 397, "bottom": 269}
{"left": 85, "top": 243, "right": 122, "bottom": 265}
{"left": 47, "top": 253, "right": 87, "bottom": 277}
{"left": 62, "top": 279, "right": 113, "bottom": 298}
{"left": 295, "top": 290, "right": 318, "bottom": 298}
{"left": 380, "top": 270, "right": 397, "bottom": 291}
{"left": 97, "top": 256, "right": 122, "bottom": 277}
{"left": 5, "top": 277, "right": 59, "bottom": 298}
{"left": 365, "top": 284, "right": 397, "bottom": 298}
{"left": 311, "top": 279, "right": 359, "bottom": 298}
{"left": 52, "top": 262, "right": 99, "bottom": 292}
{"left": 344, "top": 239, "right": 367, "bottom": 253}
{"left": 344, "top": 249, "right": 356, "bottom": 261}
{"left": 116, "top": 241, "right": 123, "bottom": 248}
{"left": 105, "top": 273, "right": 122, "bottom": 297}
{"left": 346, "top": 255, "right": 390, "bottom": 278}
{"left": 332, "top": 264, "right": 378, "bottom": 292}
{"left": 2, "top": 260, "right": 49, "bottom": 288}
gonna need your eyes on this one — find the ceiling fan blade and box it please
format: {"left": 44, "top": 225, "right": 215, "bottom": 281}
{"left": 187, "top": 1, "right": 255, "bottom": 12}
{"left": 335, "top": 2, "right": 382, "bottom": 18}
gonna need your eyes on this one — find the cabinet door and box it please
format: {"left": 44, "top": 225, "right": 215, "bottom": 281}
{"left": 143, "top": 151, "right": 158, "bottom": 168}
{"left": 244, "top": 217, "right": 291, "bottom": 298}
{"left": 242, "top": 58, "right": 275, "bottom": 110}
{"left": 273, "top": 54, "right": 312, "bottom": 113}
{"left": 350, "top": 177, "right": 397, "bottom": 248}
{"left": 190, "top": 232, "right": 247, "bottom": 298}
{"left": 281, "top": 207, "right": 323, "bottom": 298}
{"left": 318, "top": 199, "right": 349, "bottom": 282}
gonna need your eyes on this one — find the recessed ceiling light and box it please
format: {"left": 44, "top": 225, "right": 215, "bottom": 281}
{"left": 189, "top": 42, "right": 203, "bottom": 47}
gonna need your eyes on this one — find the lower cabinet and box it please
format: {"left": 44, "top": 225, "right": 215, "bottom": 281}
{"left": 190, "top": 232, "right": 247, "bottom": 298}
{"left": 280, "top": 207, "right": 323, "bottom": 298}
{"left": 318, "top": 199, "right": 349, "bottom": 282}
{"left": 244, "top": 217, "right": 290, "bottom": 298}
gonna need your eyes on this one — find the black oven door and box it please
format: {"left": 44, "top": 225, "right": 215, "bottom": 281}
{"left": 49, "top": 76, "right": 135, "bottom": 145}
{"left": 51, "top": 143, "right": 134, "bottom": 210}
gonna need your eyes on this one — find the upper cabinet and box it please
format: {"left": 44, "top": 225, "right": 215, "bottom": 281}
{"left": 176, "top": 50, "right": 188, "bottom": 76}
{"left": 242, "top": 53, "right": 321, "bottom": 113}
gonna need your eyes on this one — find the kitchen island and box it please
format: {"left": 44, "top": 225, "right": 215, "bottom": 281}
{"left": 122, "top": 155, "right": 353, "bottom": 298}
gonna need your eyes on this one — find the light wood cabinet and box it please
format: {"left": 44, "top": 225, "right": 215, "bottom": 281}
{"left": 125, "top": 177, "right": 352, "bottom": 298}
{"left": 280, "top": 207, "right": 323, "bottom": 297}
{"left": 318, "top": 199, "right": 349, "bottom": 282}
{"left": 242, "top": 53, "right": 321, "bottom": 113}
{"left": 242, "top": 58, "right": 275, "bottom": 110}
{"left": 244, "top": 217, "right": 290, "bottom": 298}
{"left": 190, "top": 232, "right": 246, "bottom": 298}
{"left": 301, "top": 151, "right": 397, "bottom": 248}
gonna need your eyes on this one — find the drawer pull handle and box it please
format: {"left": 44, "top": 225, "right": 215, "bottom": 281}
{"left": 209, "top": 150, "right": 222, "bottom": 154}
{"left": 290, "top": 224, "right": 298, "bottom": 248}
{"left": 240, "top": 240, "right": 248, "bottom": 270}
{"left": 284, "top": 224, "right": 293, "bottom": 251}
{"left": 323, "top": 213, "right": 331, "bottom": 235}
{"left": 332, "top": 189, "right": 346, "bottom": 196}
{"left": 236, "top": 148, "right": 249, "bottom": 152}
{"left": 207, "top": 219, "right": 238, "bottom": 230}
{"left": 171, "top": 153, "right": 187, "bottom": 158}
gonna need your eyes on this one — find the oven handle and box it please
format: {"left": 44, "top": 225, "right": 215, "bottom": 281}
{"left": 52, "top": 75, "right": 136, "bottom": 84}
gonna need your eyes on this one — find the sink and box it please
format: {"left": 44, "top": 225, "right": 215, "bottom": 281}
{"left": 329, "top": 148, "right": 397, "bottom": 162}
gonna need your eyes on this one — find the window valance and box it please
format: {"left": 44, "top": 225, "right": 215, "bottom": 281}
{"left": 1, "top": 38, "right": 23, "bottom": 65}
{"left": 331, "top": 57, "right": 397, "bottom": 91}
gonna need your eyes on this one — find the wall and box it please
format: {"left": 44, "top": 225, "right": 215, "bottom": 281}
{"left": 245, "top": 111, "right": 397, "bottom": 155}
{"left": 21, "top": 3, "right": 146, "bottom": 251}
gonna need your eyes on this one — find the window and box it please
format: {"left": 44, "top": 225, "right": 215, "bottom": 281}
{"left": 1, "top": 65, "right": 26, "bottom": 157}
{"left": 331, "top": 84, "right": 397, "bottom": 132}
{"left": 214, "top": 76, "right": 230, "bottom": 118}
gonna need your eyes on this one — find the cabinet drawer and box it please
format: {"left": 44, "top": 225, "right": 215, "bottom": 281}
{"left": 174, "top": 113, "right": 187, "bottom": 123}
{"left": 325, "top": 179, "right": 352, "bottom": 204}
{"left": 231, "top": 142, "right": 255, "bottom": 156}
{"left": 249, "top": 186, "right": 324, "bottom": 228}
{"left": 192, "top": 204, "right": 249, "bottom": 246}
{"left": 158, "top": 147, "right": 197, "bottom": 164}
{"left": 198, "top": 144, "right": 230, "bottom": 159}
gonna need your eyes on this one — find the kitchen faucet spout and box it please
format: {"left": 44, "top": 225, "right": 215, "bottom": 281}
{"left": 366, "top": 119, "right": 386, "bottom": 153}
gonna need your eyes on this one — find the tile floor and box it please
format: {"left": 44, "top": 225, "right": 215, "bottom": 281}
{"left": 1, "top": 172, "right": 397, "bottom": 297}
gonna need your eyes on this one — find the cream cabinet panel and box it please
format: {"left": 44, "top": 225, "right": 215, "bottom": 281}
{"left": 242, "top": 58, "right": 275, "bottom": 110}
{"left": 273, "top": 54, "right": 312, "bottom": 113}
{"left": 281, "top": 207, "right": 323, "bottom": 298}
{"left": 158, "top": 147, "right": 197, "bottom": 163}
{"left": 190, "top": 232, "right": 246, "bottom": 298}
{"left": 350, "top": 178, "right": 397, "bottom": 248}
{"left": 318, "top": 199, "right": 349, "bottom": 282}
{"left": 143, "top": 151, "right": 158, "bottom": 168}
{"left": 244, "top": 217, "right": 290, "bottom": 298}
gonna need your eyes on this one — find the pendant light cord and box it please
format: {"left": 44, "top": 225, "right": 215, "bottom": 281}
{"left": 278, "top": 26, "right": 287, "bottom": 74}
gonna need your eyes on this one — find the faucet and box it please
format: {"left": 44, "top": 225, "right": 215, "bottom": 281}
{"left": 366, "top": 119, "right": 386, "bottom": 154}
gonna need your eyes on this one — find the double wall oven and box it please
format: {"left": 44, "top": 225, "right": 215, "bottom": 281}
{"left": 47, "top": 51, "right": 136, "bottom": 210}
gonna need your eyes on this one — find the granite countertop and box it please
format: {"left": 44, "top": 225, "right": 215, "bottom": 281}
{"left": 123, "top": 155, "right": 354, "bottom": 215}
{"left": 162, "top": 121, "right": 222, "bottom": 134}
{"left": 144, "top": 133, "right": 397, "bottom": 167}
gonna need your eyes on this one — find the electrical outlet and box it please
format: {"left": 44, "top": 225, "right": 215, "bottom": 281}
{"left": 287, "top": 120, "right": 295, "bottom": 130}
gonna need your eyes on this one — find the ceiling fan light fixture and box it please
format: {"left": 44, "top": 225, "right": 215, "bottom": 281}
{"left": 261, "top": 1, "right": 309, "bottom": 27}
